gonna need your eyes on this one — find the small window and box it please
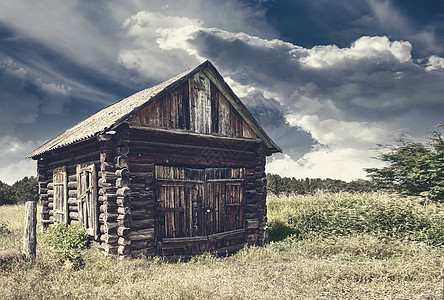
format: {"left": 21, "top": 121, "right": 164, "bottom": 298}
{"left": 53, "top": 166, "right": 67, "bottom": 224}
{"left": 77, "top": 164, "right": 98, "bottom": 238}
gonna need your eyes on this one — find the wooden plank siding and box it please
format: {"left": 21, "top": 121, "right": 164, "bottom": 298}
{"left": 129, "top": 72, "right": 257, "bottom": 140}
{"left": 155, "top": 165, "right": 246, "bottom": 256}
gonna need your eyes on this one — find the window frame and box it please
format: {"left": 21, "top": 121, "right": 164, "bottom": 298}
{"left": 53, "top": 166, "right": 68, "bottom": 224}
{"left": 76, "top": 163, "right": 98, "bottom": 239}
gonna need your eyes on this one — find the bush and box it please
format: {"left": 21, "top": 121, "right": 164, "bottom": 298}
{"left": 41, "top": 223, "right": 89, "bottom": 270}
{"left": 0, "top": 222, "right": 11, "bottom": 235}
{"left": 366, "top": 123, "right": 444, "bottom": 202}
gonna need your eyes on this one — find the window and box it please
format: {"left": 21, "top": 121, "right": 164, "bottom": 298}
{"left": 53, "top": 166, "right": 67, "bottom": 224}
{"left": 77, "top": 164, "right": 98, "bottom": 238}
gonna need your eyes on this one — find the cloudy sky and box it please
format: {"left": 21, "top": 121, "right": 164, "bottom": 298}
{"left": 0, "top": 0, "right": 443, "bottom": 184}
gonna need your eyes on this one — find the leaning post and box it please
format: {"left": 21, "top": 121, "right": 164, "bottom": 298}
{"left": 23, "top": 201, "right": 37, "bottom": 262}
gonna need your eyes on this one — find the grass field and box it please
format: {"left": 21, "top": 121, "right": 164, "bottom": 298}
{"left": 0, "top": 192, "right": 443, "bottom": 299}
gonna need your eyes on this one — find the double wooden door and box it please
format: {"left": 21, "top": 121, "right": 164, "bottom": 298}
{"left": 155, "top": 165, "right": 246, "bottom": 255}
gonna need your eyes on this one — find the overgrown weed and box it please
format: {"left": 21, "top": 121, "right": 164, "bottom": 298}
{"left": 268, "top": 191, "right": 444, "bottom": 246}
{"left": 0, "top": 193, "right": 442, "bottom": 299}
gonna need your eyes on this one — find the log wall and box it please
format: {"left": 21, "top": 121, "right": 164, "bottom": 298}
{"left": 127, "top": 125, "right": 268, "bottom": 255}
{"left": 38, "top": 123, "right": 269, "bottom": 258}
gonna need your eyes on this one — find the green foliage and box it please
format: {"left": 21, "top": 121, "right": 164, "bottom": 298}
{"left": 266, "top": 173, "right": 376, "bottom": 196}
{"left": 0, "top": 181, "right": 14, "bottom": 205}
{"left": 0, "top": 176, "right": 38, "bottom": 205}
{"left": 268, "top": 220, "right": 296, "bottom": 242}
{"left": 41, "top": 223, "right": 89, "bottom": 270}
{"left": 12, "top": 176, "right": 38, "bottom": 204}
{"left": 0, "top": 222, "right": 11, "bottom": 235}
{"left": 267, "top": 192, "right": 444, "bottom": 246}
{"left": 366, "top": 123, "right": 444, "bottom": 202}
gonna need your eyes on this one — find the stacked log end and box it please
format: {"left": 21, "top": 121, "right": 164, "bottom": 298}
{"left": 114, "top": 128, "right": 132, "bottom": 258}
{"left": 38, "top": 159, "right": 50, "bottom": 231}
{"left": 245, "top": 144, "right": 268, "bottom": 246}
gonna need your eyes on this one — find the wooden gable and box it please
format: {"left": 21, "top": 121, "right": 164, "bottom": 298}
{"left": 129, "top": 70, "right": 257, "bottom": 139}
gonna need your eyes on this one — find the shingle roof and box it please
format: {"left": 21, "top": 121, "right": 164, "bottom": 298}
{"left": 27, "top": 61, "right": 281, "bottom": 159}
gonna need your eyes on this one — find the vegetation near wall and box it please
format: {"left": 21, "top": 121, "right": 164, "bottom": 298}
{"left": 1, "top": 192, "right": 443, "bottom": 299}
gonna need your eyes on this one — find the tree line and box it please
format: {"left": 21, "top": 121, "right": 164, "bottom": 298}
{"left": 0, "top": 176, "right": 38, "bottom": 205}
{"left": 266, "top": 174, "right": 376, "bottom": 195}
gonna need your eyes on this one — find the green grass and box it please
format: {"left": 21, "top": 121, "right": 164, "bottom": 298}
{"left": 267, "top": 191, "right": 444, "bottom": 246}
{"left": 1, "top": 193, "right": 443, "bottom": 299}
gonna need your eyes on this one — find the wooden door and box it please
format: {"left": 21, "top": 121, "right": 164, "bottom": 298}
{"left": 155, "top": 165, "right": 245, "bottom": 256}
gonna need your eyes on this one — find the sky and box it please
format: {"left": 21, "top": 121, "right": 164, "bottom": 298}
{"left": 0, "top": 0, "right": 443, "bottom": 184}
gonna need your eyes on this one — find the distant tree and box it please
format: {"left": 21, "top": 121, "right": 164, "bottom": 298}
{"left": 0, "top": 180, "right": 14, "bottom": 205}
{"left": 12, "top": 176, "right": 39, "bottom": 204}
{"left": 366, "top": 123, "right": 444, "bottom": 202}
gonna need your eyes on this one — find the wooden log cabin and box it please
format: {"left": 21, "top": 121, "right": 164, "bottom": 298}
{"left": 27, "top": 60, "right": 281, "bottom": 258}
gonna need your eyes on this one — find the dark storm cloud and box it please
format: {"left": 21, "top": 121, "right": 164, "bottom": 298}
{"left": 242, "top": 93, "right": 317, "bottom": 160}
{"left": 187, "top": 29, "right": 444, "bottom": 128}
{"left": 260, "top": 0, "right": 444, "bottom": 57}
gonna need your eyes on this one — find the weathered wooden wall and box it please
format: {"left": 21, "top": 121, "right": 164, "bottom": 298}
{"left": 130, "top": 72, "right": 256, "bottom": 139}
{"left": 38, "top": 124, "right": 268, "bottom": 258}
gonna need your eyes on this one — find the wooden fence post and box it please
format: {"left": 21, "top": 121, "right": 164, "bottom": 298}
{"left": 23, "top": 201, "right": 37, "bottom": 262}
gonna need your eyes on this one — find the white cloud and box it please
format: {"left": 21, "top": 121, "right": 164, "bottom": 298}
{"left": 366, "top": 0, "right": 410, "bottom": 34}
{"left": 272, "top": 114, "right": 393, "bottom": 180}
{"left": 1, "top": 2, "right": 442, "bottom": 183}
{"left": 0, "top": 0, "right": 121, "bottom": 73}
{"left": 0, "top": 159, "right": 36, "bottom": 185}
{"left": 296, "top": 36, "right": 412, "bottom": 69}
{"left": 0, "top": 136, "right": 41, "bottom": 165}
{"left": 286, "top": 114, "right": 391, "bottom": 148}
{"left": 266, "top": 149, "right": 386, "bottom": 182}
{"left": 119, "top": 11, "right": 203, "bottom": 80}
{"left": 38, "top": 80, "right": 71, "bottom": 96}
{"left": 0, "top": 136, "right": 40, "bottom": 184}
{"left": 426, "top": 55, "right": 444, "bottom": 71}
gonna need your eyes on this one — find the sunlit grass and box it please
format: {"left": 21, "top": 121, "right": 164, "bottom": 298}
{"left": 0, "top": 193, "right": 443, "bottom": 299}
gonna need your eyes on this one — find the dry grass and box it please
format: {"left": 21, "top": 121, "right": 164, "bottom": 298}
{"left": 0, "top": 194, "right": 443, "bottom": 299}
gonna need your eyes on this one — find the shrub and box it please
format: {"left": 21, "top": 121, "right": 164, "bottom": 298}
{"left": 366, "top": 123, "right": 444, "bottom": 202}
{"left": 0, "top": 222, "right": 11, "bottom": 235}
{"left": 41, "top": 223, "right": 89, "bottom": 270}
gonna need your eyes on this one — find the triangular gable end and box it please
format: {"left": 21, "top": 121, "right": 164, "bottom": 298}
{"left": 27, "top": 61, "right": 280, "bottom": 159}
{"left": 128, "top": 69, "right": 258, "bottom": 140}
{"left": 125, "top": 63, "right": 281, "bottom": 154}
